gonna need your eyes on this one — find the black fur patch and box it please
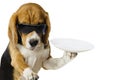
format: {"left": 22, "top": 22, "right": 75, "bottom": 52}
{"left": 17, "top": 30, "right": 22, "bottom": 45}
{"left": 0, "top": 47, "right": 13, "bottom": 80}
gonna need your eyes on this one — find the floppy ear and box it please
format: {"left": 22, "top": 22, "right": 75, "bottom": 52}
{"left": 8, "top": 13, "right": 18, "bottom": 47}
{"left": 43, "top": 12, "right": 51, "bottom": 45}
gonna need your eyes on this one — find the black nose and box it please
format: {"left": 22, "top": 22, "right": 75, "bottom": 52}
{"left": 29, "top": 39, "right": 38, "bottom": 47}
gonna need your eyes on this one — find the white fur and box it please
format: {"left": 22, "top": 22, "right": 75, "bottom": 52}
{"left": 21, "top": 68, "right": 38, "bottom": 80}
{"left": 43, "top": 52, "right": 77, "bottom": 69}
{"left": 17, "top": 44, "right": 49, "bottom": 73}
{"left": 17, "top": 44, "right": 49, "bottom": 80}
{"left": 17, "top": 41, "right": 77, "bottom": 80}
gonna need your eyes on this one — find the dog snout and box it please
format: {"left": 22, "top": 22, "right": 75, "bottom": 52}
{"left": 29, "top": 39, "right": 39, "bottom": 47}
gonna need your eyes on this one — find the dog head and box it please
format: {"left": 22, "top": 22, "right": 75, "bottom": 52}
{"left": 8, "top": 3, "right": 51, "bottom": 50}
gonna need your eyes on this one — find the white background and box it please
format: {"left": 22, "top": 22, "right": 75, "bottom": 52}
{"left": 0, "top": 0, "right": 120, "bottom": 80}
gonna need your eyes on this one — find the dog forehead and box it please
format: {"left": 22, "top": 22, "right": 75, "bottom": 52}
{"left": 17, "top": 3, "right": 45, "bottom": 12}
{"left": 17, "top": 4, "right": 46, "bottom": 24}
{"left": 17, "top": 11, "right": 45, "bottom": 24}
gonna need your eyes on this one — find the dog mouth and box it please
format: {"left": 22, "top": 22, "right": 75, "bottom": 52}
{"left": 25, "top": 31, "right": 44, "bottom": 51}
{"left": 28, "top": 43, "right": 44, "bottom": 51}
{"left": 29, "top": 47, "right": 35, "bottom": 50}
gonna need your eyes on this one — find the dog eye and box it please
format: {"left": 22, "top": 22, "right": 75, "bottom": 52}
{"left": 30, "top": 24, "right": 46, "bottom": 34}
{"left": 17, "top": 24, "right": 31, "bottom": 34}
{"left": 36, "top": 24, "right": 46, "bottom": 34}
{"left": 17, "top": 24, "right": 46, "bottom": 34}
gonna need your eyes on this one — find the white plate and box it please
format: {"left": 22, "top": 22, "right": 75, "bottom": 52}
{"left": 50, "top": 39, "right": 94, "bottom": 53}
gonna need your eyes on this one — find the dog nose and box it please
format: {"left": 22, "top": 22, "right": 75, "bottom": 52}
{"left": 29, "top": 39, "right": 38, "bottom": 47}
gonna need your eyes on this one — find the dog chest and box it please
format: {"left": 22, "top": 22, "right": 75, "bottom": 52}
{"left": 17, "top": 44, "right": 50, "bottom": 73}
{"left": 25, "top": 49, "right": 49, "bottom": 73}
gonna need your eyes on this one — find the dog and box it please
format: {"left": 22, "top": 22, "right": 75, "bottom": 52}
{"left": 0, "top": 3, "right": 77, "bottom": 80}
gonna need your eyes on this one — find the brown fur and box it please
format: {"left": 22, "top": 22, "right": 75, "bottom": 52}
{"left": 8, "top": 3, "right": 51, "bottom": 80}
{"left": 8, "top": 3, "right": 51, "bottom": 47}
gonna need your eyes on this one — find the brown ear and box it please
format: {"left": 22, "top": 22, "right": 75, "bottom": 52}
{"left": 43, "top": 12, "right": 51, "bottom": 45}
{"left": 8, "top": 13, "right": 18, "bottom": 47}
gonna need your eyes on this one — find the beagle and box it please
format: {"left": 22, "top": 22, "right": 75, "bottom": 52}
{"left": 0, "top": 3, "right": 77, "bottom": 80}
